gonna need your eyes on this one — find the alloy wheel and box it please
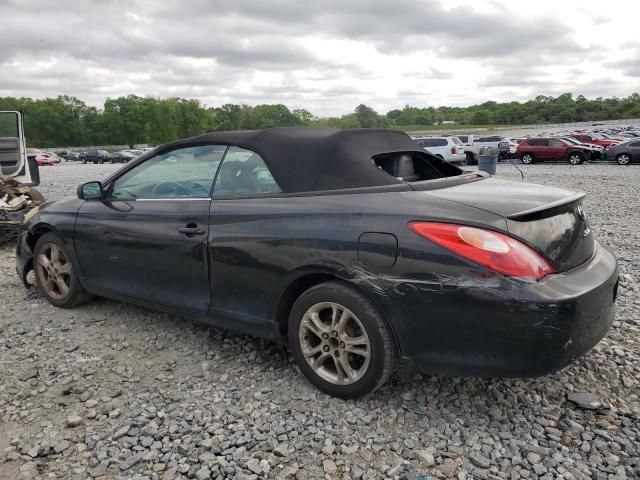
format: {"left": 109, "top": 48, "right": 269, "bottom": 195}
{"left": 521, "top": 154, "right": 533, "bottom": 164}
{"left": 298, "top": 302, "right": 371, "bottom": 385}
{"left": 568, "top": 154, "right": 582, "bottom": 165}
{"left": 617, "top": 154, "right": 631, "bottom": 165}
{"left": 36, "top": 243, "right": 72, "bottom": 300}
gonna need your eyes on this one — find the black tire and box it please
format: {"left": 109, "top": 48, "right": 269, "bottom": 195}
{"left": 288, "top": 281, "right": 397, "bottom": 398}
{"left": 435, "top": 154, "right": 444, "bottom": 160}
{"left": 33, "top": 233, "right": 91, "bottom": 308}
{"left": 465, "top": 152, "right": 477, "bottom": 165}
{"left": 616, "top": 153, "right": 632, "bottom": 166}
{"left": 521, "top": 153, "right": 534, "bottom": 164}
{"left": 568, "top": 152, "right": 584, "bottom": 165}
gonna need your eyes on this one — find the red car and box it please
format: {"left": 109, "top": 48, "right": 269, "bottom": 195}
{"left": 516, "top": 137, "right": 591, "bottom": 165}
{"left": 26, "top": 148, "right": 56, "bottom": 166}
{"left": 569, "top": 133, "right": 618, "bottom": 148}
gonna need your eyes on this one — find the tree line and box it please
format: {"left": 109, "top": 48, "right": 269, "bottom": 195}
{"left": 1, "top": 92, "right": 639, "bottom": 148}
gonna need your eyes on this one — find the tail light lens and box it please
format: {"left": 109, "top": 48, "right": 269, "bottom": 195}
{"left": 408, "top": 222, "right": 556, "bottom": 280}
{"left": 450, "top": 147, "right": 456, "bottom": 154}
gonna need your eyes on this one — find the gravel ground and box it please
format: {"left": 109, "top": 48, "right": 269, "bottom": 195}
{"left": 1, "top": 162, "right": 638, "bottom": 480}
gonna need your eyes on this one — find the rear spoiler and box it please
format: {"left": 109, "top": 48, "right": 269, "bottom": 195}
{"left": 507, "top": 192, "right": 585, "bottom": 221}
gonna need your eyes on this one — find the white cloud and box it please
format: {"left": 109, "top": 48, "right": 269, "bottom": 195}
{"left": 0, "top": 0, "right": 637, "bottom": 116}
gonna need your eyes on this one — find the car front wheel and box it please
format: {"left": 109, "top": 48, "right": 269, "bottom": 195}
{"left": 288, "top": 281, "right": 396, "bottom": 398}
{"left": 616, "top": 153, "right": 631, "bottom": 165}
{"left": 34, "top": 233, "right": 91, "bottom": 308}
{"left": 521, "top": 153, "right": 534, "bottom": 164}
{"left": 568, "top": 152, "right": 584, "bottom": 165}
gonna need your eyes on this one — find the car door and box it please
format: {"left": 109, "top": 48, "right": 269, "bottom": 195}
{"left": 0, "top": 110, "right": 37, "bottom": 184}
{"left": 630, "top": 141, "right": 640, "bottom": 161}
{"left": 533, "top": 139, "right": 550, "bottom": 159}
{"left": 207, "top": 146, "right": 285, "bottom": 337}
{"left": 549, "top": 139, "right": 568, "bottom": 159}
{"left": 74, "top": 144, "right": 226, "bottom": 312}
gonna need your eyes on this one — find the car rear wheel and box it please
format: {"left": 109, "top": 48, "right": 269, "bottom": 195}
{"left": 568, "top": 152, "right": 584, "bottom": 165}
{"left": 34, "top": 233, "right": 91, "bottom": 308}
{"left": 616, "top": 153, "right": 631, "bottom": 165}
{"left": 465, "top": 152, "right": 477, "bottom": 165}
{"left": 521, "top": 153, "right": 534, "bottom": 164}
{"left": 288, "top": 281, "right": 396, "bottom": 398}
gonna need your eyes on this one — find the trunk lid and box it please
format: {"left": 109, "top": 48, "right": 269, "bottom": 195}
{"left": 423, "top": 177, "right": 594, "bottom": 272}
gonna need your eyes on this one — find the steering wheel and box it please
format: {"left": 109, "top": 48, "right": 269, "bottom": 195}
{"left": 151, "top": 181, "right": 186, "bottom": 197}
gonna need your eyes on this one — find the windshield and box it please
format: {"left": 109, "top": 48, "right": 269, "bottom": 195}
{"left": 451, "top": 137, "right": 462, "bottom": 145}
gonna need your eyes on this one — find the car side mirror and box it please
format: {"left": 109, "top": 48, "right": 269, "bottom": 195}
{"left": 77, "top": 181, "right": 103, "bottom": 200}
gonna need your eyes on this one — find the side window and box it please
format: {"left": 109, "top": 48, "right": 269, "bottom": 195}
{"left": 458, "top": 135, "right": 468, "bottom": 143}
{"left": 213, "top": 146, "right": 281, "bottom": 197}
{"left": 111, "top": 144, "right": 226, "bottom": 199}
{"left": 630, "top": 142, "right": 640, "bottom": 148}
{"left": 549, "top": 139, "right": 565, "bottom": 147}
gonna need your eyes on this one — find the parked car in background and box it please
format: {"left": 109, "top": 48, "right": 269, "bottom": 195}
{"left": 16, "top": 127, "right": 618, "bottom": 398}
{"left": 569, "top": 133, "right": 618, "bottom": 148}
{"left": 604, "top": 140, "right": 640, "bottom": 165}
{"left": 414, "top": 136, "right": 465, "bottom": 164}
{"left": 59, "top": 150, "right": 79, "bottom": 161}
{"left": 26, "top": 148, "right": 56, "bottom": 166}
{"left": 81, "top": 149, "right": 109, "bottom": 164}
{"left": 108, "top": 150, "right": 137, "bottom": 163}
{"left": 558, "top": 137, "right": 604, "bottom": 160}
{"left": 44, "top": 152, "right": 62, "bottom": 164}
{"left": 516, "top": 137, "right": 591, "bottom": 165}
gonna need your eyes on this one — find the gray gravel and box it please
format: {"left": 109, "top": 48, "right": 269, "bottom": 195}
{"left": 1, "top": 162, "right": 639, "bottom": 479}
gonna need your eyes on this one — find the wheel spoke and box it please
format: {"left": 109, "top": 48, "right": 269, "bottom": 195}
{"left": 303, "top": 311, "right": 326, "bottom": 338}
{"left": 337, "top": 355, "right": 357, "bottom": 382}
{"left": 43, "top": 278, "right": 56, "bottom": 294}
{"left": 344, "top": 344, "right": 369, "bottom": 360}
{"left": 331, "top": 304, "right": 342, "bottom": 330}
{"left": 50, "top": 245, "right": 62, "bottom": 267}
{"left": 312, "top": 351, "right": 331, "bottom": 368}
{"left": 57, "top": 262, "right": 72, "bottom": 275}
{"left": 54, "top": 276, "right": 70, "bottom": 297}
{"left": 302, "top": 343, "right": 323, "bottom": 359}
{"left": 342, "top": 335, "right": 368, "bottom": 347}
{"left": 37, "top": 253, "right": 52, "bottom": 270}
{"left": 335, "top": 308, "right": 351, "bottom": 334}
{"left": 332, "top": 355, "right": 347, "bottom": 384}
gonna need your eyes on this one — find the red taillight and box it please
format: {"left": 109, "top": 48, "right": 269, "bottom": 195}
{"left": 450, "top": 147, "right": 456, "bottom": 154}
{"left": 408, "top": 222, "right": 556, "bottom": 280}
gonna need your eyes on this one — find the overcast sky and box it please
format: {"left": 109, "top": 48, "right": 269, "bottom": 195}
{"left": 0, "top": 0, "right": 638, "bottom": 116}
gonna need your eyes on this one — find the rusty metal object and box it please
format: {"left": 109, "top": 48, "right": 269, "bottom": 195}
{"left": 1, "top": 177, "right": 45, "bottom": 243}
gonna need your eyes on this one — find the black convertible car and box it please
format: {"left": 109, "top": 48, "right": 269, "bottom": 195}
{"left": 16, "top": 128, "right": 618, "bottom": 398}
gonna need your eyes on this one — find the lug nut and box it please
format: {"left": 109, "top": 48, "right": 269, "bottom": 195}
{"left": 323, "top": 345, "right": 330, "bottom": 352}
{"left": 340, "top": 342, "right": 345, "bottom": 348}
{"left": 332, "top": 331, "right": 338, "bottom": 337}
{"left": 322, "top": 333, "right": 329, "bottom": 339}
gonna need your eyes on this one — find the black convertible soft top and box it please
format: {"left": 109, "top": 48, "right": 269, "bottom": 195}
{"left": 161, "top": 127, "right": 457, "bottom": 193}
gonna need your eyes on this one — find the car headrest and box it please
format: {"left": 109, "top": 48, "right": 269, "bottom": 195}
{"left": 385, "top": 154, "right": 415, "bottom": 179}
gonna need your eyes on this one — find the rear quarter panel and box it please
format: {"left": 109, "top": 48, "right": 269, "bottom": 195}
{"left": 208, "top": 188, "right": 507, "bottom": 341}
